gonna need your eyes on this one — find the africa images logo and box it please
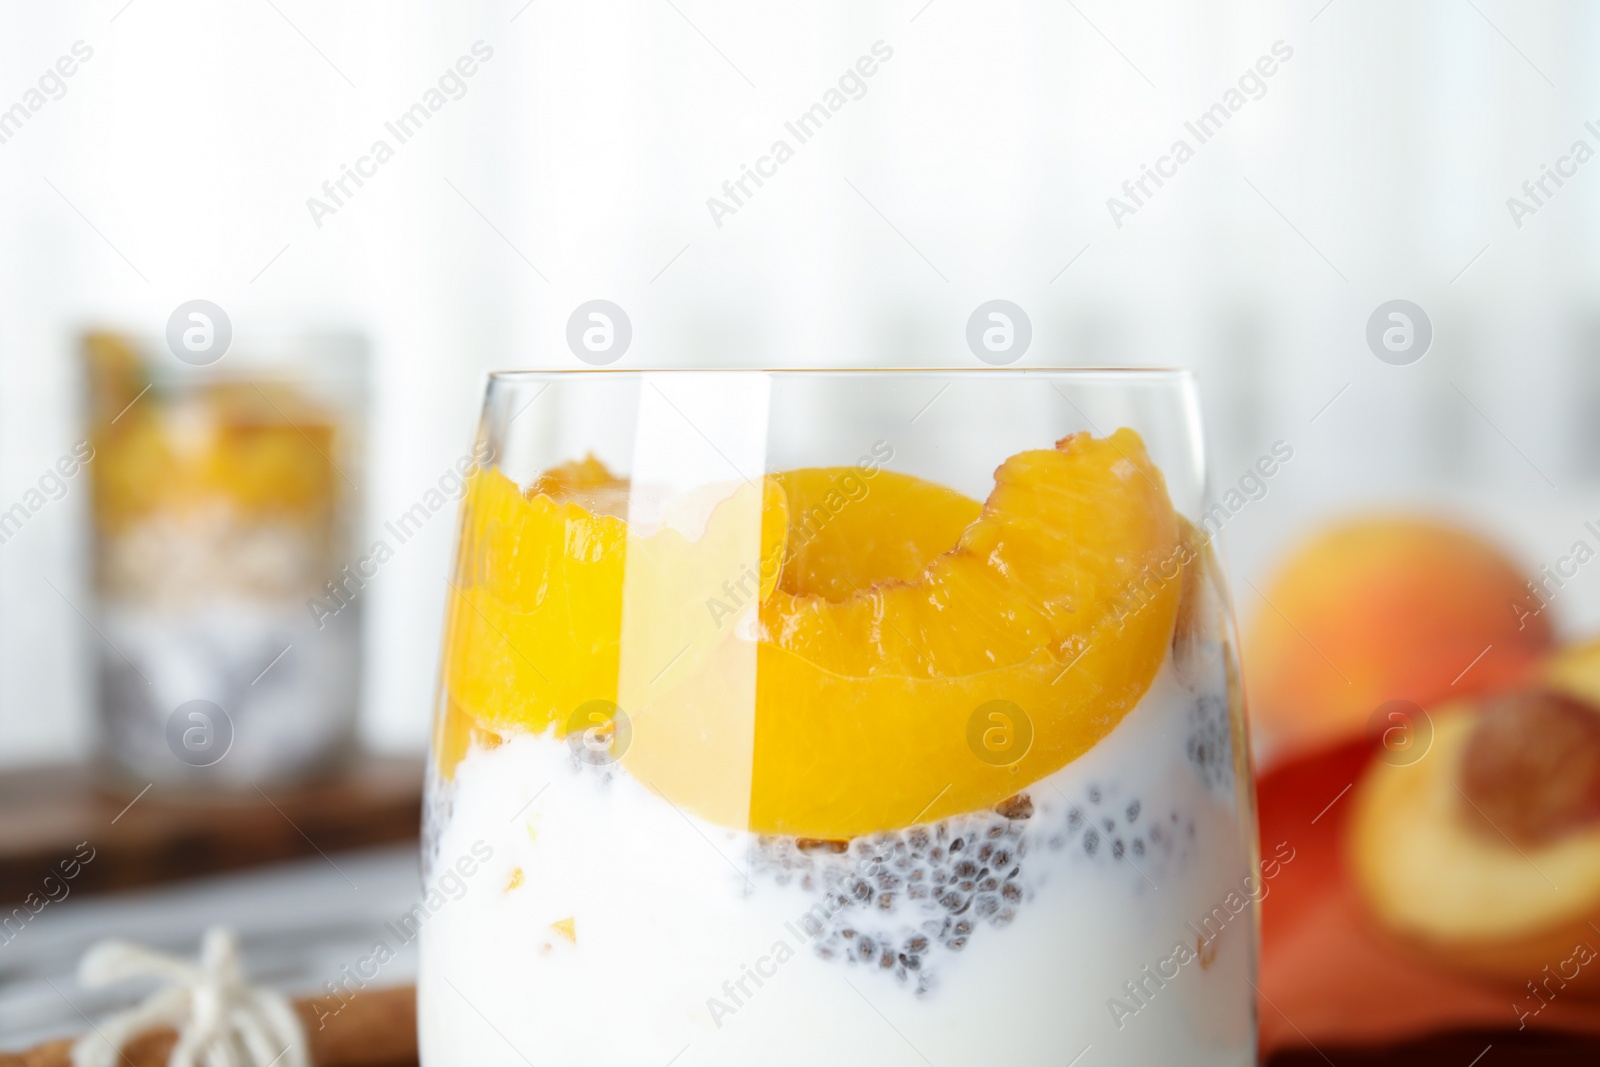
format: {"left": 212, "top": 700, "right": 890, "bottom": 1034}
{"left": 305, "top": 42, "right": 495, "bottom": 229}
{"left": 705, "top": 41, "right": 894, "bottom": 228}
{"left": 1105, "top": 40, "right": 1294, "bottom": 228}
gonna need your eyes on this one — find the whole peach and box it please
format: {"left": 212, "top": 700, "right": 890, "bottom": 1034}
{"left": 1245, "top": 517, "right": 1552, "bottom": 761}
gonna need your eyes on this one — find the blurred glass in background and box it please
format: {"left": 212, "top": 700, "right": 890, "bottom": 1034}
{"left": 82, "top": 330, "right": 365, "bottom": 785}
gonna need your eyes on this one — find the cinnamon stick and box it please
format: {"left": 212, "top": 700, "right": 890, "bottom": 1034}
{"left": 0, "top": 985, "right": 417, "bottom": 1067}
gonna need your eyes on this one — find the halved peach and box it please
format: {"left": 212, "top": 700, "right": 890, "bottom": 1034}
{"left": 1349, "top": 693, "right": 1600, "bottom": 992}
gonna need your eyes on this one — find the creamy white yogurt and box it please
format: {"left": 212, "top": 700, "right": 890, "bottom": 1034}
{"left": 419, "top": 656, "right": 1256, "bottom": 1066}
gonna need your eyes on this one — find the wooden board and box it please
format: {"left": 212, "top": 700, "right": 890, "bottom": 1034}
{"left": 0, "top": 756, "right": 423, "bottom": 907}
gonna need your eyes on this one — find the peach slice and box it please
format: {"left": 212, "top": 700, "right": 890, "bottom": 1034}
{"left": 773, "top": 467, "right": 982, "bottom": 600}
{"left": 437, "top": 430, "right": 1184, "bottom": 838}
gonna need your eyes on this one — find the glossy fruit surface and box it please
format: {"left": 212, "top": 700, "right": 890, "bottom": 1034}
{"left": 437, "top": 429, "right": 1183, "bottom": 837}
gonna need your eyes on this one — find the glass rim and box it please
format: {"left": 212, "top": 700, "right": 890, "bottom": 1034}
{"left": 486, "top": 366, "right": 1192, "bottom": 381}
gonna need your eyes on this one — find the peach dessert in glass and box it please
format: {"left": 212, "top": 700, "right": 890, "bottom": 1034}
{"left": 420, "top": 370, "right": 1258, "bottom": 1066}
{"left": 83, "top": 331, "right": 364, "bottom": 784}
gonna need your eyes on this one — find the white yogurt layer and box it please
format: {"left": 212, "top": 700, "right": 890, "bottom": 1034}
{"left": 419, "top": 654, "right": 1257, "bottom": 1067}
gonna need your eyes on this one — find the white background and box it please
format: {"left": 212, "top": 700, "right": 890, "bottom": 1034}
{"left": 3, "top": 0, "right": 1598, "bottom": 766}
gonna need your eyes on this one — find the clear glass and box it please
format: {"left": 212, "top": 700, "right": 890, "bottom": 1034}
{"left": 82, "top": 329, "right": 366, "bottom": 786}
{"left": 420, "top": 370, "right": 1257, "bottom": 1066}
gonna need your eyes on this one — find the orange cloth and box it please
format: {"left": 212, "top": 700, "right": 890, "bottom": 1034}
{"left": 1256, "top": 739, "right": 1600, "bottom": 1056}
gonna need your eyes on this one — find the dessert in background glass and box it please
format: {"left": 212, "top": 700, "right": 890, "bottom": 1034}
{"left": 420, "top": 370, "right": 1257, "bottom": 1066}
{"left": 83, "top": 330, "right": 366, "bottom": 786}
